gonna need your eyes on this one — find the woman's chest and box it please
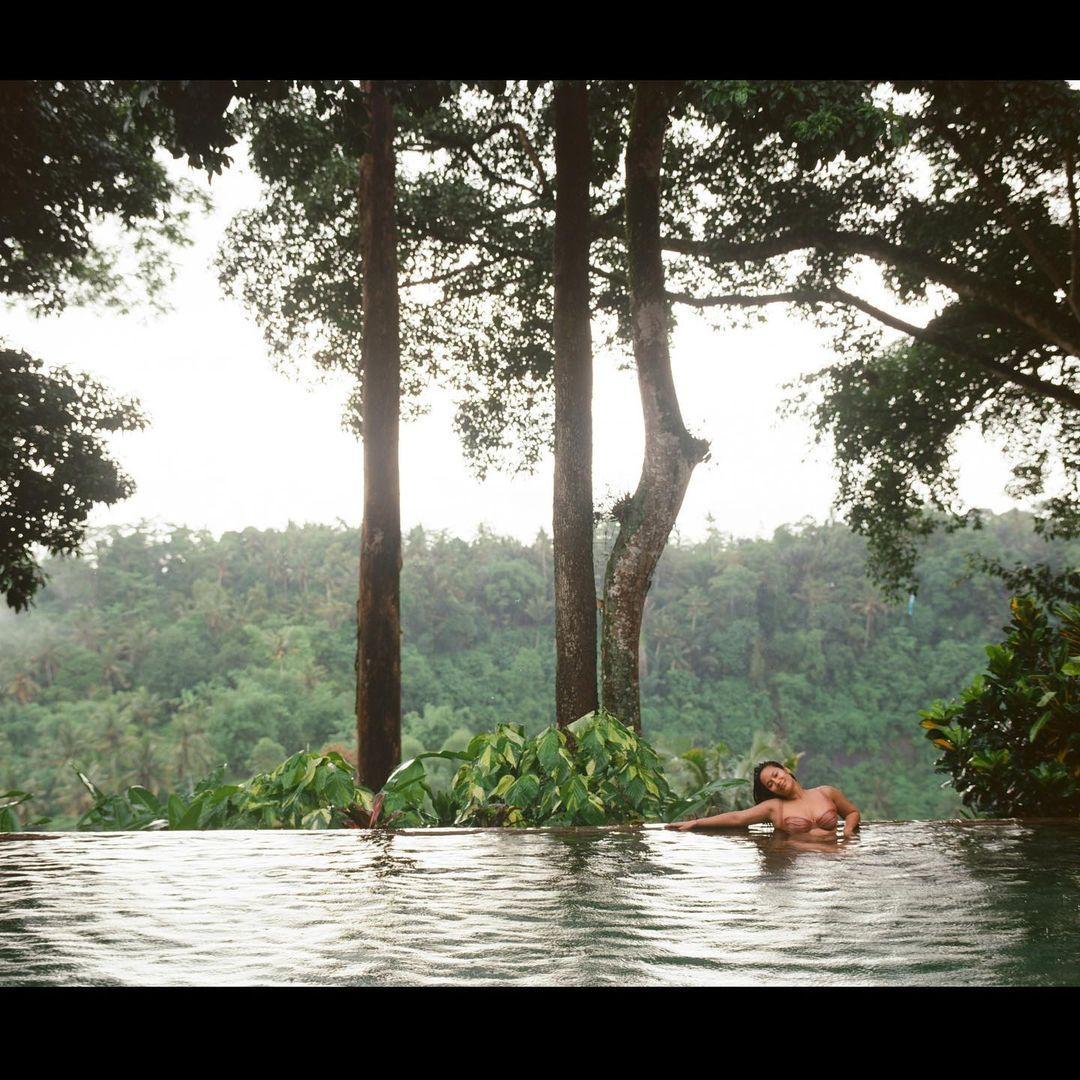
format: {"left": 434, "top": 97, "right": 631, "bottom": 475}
{"left": 777, "top": 792, "right": 838, "bottom": 832}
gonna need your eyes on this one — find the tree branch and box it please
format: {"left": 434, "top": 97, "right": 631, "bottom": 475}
{"left": 668, "top": 285, "right": 1080, "bottom": 411}
{"left": 940, "top": 120, "right": 1078, "bottom": 323}
{"left": 655, "top": 227, "right": 1080, "bottom": 357}
{"left": 416, "top": 132, "right": 540, "bottom": 199}
{"left": 485, "top": 121, "right": 553, "bottom": 201}
{"left": 418, "top": 120, "right": 553, "bottom": 202}
{"left": 401, "top": 260, "right": 487, "bottom": 289}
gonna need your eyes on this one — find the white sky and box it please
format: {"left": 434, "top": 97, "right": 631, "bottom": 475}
{"left": 3, "top": 144, "right": 1021, "bottom": 547}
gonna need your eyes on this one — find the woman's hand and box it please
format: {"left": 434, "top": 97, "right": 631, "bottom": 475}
{"left": 664, "top": 819, "right": 699, "bottom": 831}
{"left": 824, "top": 785, "right": 861, "bottom": 840}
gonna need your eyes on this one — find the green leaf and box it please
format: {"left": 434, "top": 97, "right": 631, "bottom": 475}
{"left": 176, "top": 796, "right": 208, "bottom": 830}
{"left": 1029, "top": 712, "right": 1052, "bottom": 743}
{"left": 206, "top": 784, "right": 242, "bottom": 806}
{"left": 383, "top": 757, "right": 427, "bottom": 791}
{"left": 566, "top": 712, "right": 597, "bottom": 736}
{"left": 491, "top": 774, "right": 515, "bottom": 799}
{"left": 74, "top": 769, "right": 103, "bottom": 801}
{"left": 127, "top": 787, "right": 163, "bottom": 815}
{"left": 166, "top": 793, "right": 188, "bottom": 828}
{"left": 301, "top": 807, "right": 332, "bottom": 829}
{"left": 504, "top": 774, "right": 540, "bottom": 808}
{"left": 536, "top": 727, "right": 563, "bottom": 773}
{"left": 501, "top": 725, "right": 526, "bottom": 746}
{"left": 561, "top": 774, "right": 590, "bottom": 816}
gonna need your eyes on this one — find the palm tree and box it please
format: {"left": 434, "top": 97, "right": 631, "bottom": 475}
{"left": 683, "top": 585, "right": 709, "bottom": 635}
{"left": 124, "top": 689, "right": 165, "bottom": 734}
{"left": 170, "top": 706, "right": 214, "bottom": 786}
{"left": 850, "top": 588, "right": 890, "bottom": 650}
{"left": 97, "top": 643, "right": 131, "bottom": 692}
{"left": 92, "top": 708, "right": 136, "bottom": 787}
{"left": 129, "top": 734, "right": 168, "bottom": 792}
{"left": 32, "top": 640, "right": 63, "bottom": 688}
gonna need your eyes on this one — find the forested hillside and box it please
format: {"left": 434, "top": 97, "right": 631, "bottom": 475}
{"left": 1, "top": 511, "right": 1075, "bottom": 826}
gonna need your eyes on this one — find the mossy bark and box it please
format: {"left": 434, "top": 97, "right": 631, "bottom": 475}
{"left": 600, "top": 81, "right": 709, "bottom": 732}
{"left": 356, "top": 80, "right": 402, "bottom": 791}
{"left": 553, "top": 81, "right": 599, "bottom": 728}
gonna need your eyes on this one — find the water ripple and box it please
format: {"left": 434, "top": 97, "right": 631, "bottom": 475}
{"left": 1, "top": 822, "right": 1078, "bottom": 985}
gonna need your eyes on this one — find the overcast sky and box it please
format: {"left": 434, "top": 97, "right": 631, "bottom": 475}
{"left": 4, "top": 143, "right": 1021, "bottom": 548}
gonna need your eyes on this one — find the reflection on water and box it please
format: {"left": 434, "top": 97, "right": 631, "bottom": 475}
{"left": 1, "top": 822, "right": 1078, "bottom": 986}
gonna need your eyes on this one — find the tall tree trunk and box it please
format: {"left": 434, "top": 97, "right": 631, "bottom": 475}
{"left": 599, "top": 81, "right": 709, "bottom": 732}
{"left": 553, "top": 80, "right": 598, "bottom": 728}
{"left": 355, "top": 79, "right": 402, "bottom": 791}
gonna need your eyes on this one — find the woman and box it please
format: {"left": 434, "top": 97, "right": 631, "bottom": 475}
{"left": 665, "top": 760, "right": 861, "bottom": 840}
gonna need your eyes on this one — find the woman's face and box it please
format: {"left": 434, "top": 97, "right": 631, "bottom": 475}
{"left": 760, "top": 765, "right": 794, "bottom": 798}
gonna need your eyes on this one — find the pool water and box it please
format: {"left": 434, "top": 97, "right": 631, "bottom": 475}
{"left": 2, "top": 821, "right": 1078, "bottom": 985}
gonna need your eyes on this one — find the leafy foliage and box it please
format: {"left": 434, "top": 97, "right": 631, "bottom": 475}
{"left": 0, "top": 789, "right": 50, "bottom": 831}
{"left": 217, "top": 80, "right": 573, "bottom": 472}
{"left": 0, "top": 349, "right": 147, "bottom": 611}
{"left": 920, "top": 596, "right": 1080, "bottom": 815}
{"left": 631, "top": 79, "right": 1080, "bottom": 594}
{"left": 64, "top": 715, "right": 742, "bottom": 832}
{"left": 664, "top": 729, "right": 802, "bottom": 816}
{"left": 74, "top": 751, "right": 371, "bottom": 831}
{"left": 0, "top": 79, "right": 257, "bottom": 612}
{"left": 429, "top": 711, "right": 742, "bottom": 827}
{"left": 3, "top": 515, "right": 1075, "bottom": 826}
{"left": 0, "top": 80, "right": 209, "bottom": 313}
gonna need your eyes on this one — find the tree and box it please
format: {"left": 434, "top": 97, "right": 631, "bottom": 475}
{"left": 218, "top": 81, "right": 560, "bottom": 776}
{"left": 648, "top": 80, "right": 1080, "bottom": 596}
{"left": 1, "top": 349, "right": 146, "bottom": 610}
{"left": 355, "top": 80, "right": 403, "bottom": 791}
{"left": 216, "top": 81, "right": 944, "bottom": 736}
{"left": 919, "top": 595, "right": 1080, "bottom": 816}
{"left": 0, "top": 80, "right": 214, "bottom": 314}
{"left": 600, "top": 82, "right": 709, "bottom": 730}
{"left": 0, "top": 79, "right": 252, "bottom": 610}
{"left": 552, "top": 81, "right": 598, "bottom": 726}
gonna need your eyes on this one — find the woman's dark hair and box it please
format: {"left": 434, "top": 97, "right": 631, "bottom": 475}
{"left": 753, "top": 760, "right": 795, "bottom": 804}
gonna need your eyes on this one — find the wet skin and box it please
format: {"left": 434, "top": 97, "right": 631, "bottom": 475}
{"left": 665, "top": 764, "right": 861, "bottom": 839}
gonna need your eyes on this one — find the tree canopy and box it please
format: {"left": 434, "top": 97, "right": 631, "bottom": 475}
{"left": 3, "top": 512, "right": 1076, "bottom": 826}
{"left": 0, "top": 349, "right": 145, "bottom": 610}
{"left": 0, "top": 79, "right": 250, "bottom": 610}
{"left": 655, "top": 80, "right": 1080, "bottom": 594}
{"left": 0, "top": 80, "right": 219, "bottom": 314}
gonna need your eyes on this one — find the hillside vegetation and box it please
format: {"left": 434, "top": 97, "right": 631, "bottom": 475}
{"left": 2, "top": 511, "right": 1075, "bottom": 826}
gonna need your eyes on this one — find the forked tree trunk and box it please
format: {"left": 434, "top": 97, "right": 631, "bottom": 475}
{"left": 355, "top": 79, "right": 402, "bottom": 791}
{"left": 600, "top": 81, "right": 709, "bottom": 732}
{"left": 553, "top": 80, "right": 599, "bottom": 728}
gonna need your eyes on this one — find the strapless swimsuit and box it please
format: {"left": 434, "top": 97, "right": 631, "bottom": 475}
{"left": 780, "top": 808, "right": 839, "bottom": 833}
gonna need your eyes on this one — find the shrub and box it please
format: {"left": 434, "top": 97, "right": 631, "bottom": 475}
{"left": 919, "top": 597, "right": 1080, "bottom": 816}
{"left": 67, "top": 712, "right": 744, "bottom": 830}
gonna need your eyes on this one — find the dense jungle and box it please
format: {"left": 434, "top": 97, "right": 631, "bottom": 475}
{"left": 3, "top": 510, "right": 1075, "bottom": 827}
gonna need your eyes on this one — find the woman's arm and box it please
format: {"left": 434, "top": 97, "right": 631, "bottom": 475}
{"left": 825, "top": 786, "right": 861, "bottom": 838}
{"left": 665, "top": 800, "right": 778, "bottom": 831}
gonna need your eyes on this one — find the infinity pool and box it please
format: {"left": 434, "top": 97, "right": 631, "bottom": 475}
{"left": 2, "top": 821, "right": 1078, "bottom": 985}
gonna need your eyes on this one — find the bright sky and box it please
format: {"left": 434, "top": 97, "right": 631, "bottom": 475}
{"left": 3, "top": 144, "right": 1021, "bottom": 547}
